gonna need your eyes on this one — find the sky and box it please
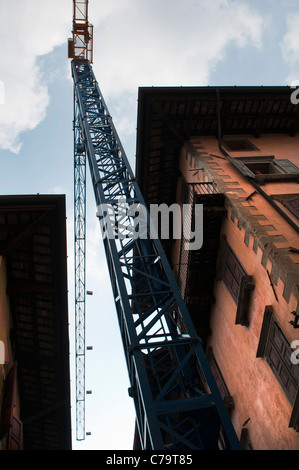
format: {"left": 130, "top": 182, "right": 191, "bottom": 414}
{"left": 1, "top": 0, "right": 299, "bottom": 451}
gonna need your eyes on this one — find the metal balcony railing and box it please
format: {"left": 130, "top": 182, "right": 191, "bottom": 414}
{"left": 177, "top": 182, "right": 219, "bottom": 299}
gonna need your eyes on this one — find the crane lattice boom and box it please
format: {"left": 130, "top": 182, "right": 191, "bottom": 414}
{"left": 69, "top": 0, "right": 241, "bottom": 449}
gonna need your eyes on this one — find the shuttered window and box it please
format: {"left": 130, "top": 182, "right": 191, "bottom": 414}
{"left": 257, "top": 307, "right": 299, "bottom": 422}
{"left": 265, "top": 321, "right": 299, "bottom": 405}
{"left": 240, "top": 428, "right": 253, "bottom": 450}
{"left": 223, "top": 244, "right": 246, "bottom": 304}
{"left": 282, "top": 195, "right": 299, "bottom": 220}
{"left": 219, "top": 242, "right": 255, "bottom": 325}
{"left": 233, "top": 156, "right": 299, "bottom": 182}
{"left": 7, "top": 415, "right": 23, "bottom": 450}
{"left": 257, "top": 307, "right": 299, "bottom": 431}
{"left": 207, "top": 348, "right": 234, "bottom": 414}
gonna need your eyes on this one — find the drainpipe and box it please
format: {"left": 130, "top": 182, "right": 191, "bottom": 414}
{"left": 216, "top": 89, "right": 299, "bottom": 234}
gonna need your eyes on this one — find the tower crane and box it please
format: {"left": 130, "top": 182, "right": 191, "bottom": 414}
{"left": 68, "top": 0, "right": 241, "bottom": 450}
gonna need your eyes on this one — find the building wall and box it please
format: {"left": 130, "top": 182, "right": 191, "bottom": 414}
{"left": 0, "top": 255, "right": 22, "bottom": 450}
{"left": 177, "top": 133, "right": 299, "bottom": 450}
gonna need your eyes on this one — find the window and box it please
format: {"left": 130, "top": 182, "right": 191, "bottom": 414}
{"left": 235, "top": 275, "right": 255, "bottom": 327}
{"left": 207, "top": 348, "right": 234, "bottom": 414}
{"left": 223, "top": 244, "right": 246, "bottom": 303}
{"left": 266, "top": 321, "right": 298, "bottom": 403}
{"left": 233, "top": 156, "right": 299, "bottom": 183}
{"left": 257, "top": 306, "right": 299, "bottom": 431}
{"left": 271, "top": 194, "right": 299, "bottom": 221}
{"left": 282, "top": 195, "right": 299, "bottom": 220}
{"left": 223, "top": 139, "right": 259, "bottom": 152}
{"left": 240, "top": 428, "right": 253, "bottom": 450}
{"left": 220, "top": 242, "right": 255, "bottom": 326}
{"left": 244, "top": 160, "right": 282, "bottom": 175}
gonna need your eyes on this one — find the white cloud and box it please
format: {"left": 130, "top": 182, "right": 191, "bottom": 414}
{"left": 280, "top": 12, "right": 299, "bottom": 83}
{"left": 0, "top": 0, "right": 71, "bottom": 153}
{"left": 0, "top": 0, "right": 265, "bottom": 154}
{"left": 92, "top": 0, "right": 265, "bottom": 96}
{"left": 90, "top": 0, "right": 265, "bottom": 142}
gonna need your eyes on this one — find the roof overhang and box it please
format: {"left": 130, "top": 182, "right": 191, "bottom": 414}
{"left": 135, "top": 85, "right": 299, "bottom": 254}
{"left": 136, "top": 85, "right": 299, "bottom": 200}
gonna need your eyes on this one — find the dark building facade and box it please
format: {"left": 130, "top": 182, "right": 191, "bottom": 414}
{"left": 0, "top": 195, "right": 71, "bottom": 450}
{"left": 135, "top": 86, "right": 299, "bottom": 450}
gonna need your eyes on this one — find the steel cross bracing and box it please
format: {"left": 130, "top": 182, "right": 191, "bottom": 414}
{"left": 74, "top": 97, "right": 87, "bottom": 441}
{"left": 72, "top": 59, "right": 241, "bottom": 450}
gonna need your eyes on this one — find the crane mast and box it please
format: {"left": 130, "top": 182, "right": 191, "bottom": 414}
{"left": 69, "top": 0, "right": 92, "bottom": 441}
{"left": 69, "top": 0, "right": 241, "bottom": 449}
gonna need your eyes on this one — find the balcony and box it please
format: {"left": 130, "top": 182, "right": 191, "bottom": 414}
{"left": 177, "top": 182, "right": 226, "bottom": 347}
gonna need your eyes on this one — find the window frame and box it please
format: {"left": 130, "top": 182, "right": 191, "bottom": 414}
{"left": 233, "top": 156, "right": 299, "bottom": 183}
{"left": 223, "top": 139, "right": 259, "bottom": 152}
{"left": 219, "top": 241, "right": 255, "bottom": 326}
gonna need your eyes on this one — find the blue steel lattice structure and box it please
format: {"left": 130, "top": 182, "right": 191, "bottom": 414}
{"left": 71, "top": 57, "right": 241, "bottom": 449}
{"left": 69, "top": 0, "right": 241, "bottom": 449}
{"left": 73, "top": 102, "right": 87, "bottom": 441}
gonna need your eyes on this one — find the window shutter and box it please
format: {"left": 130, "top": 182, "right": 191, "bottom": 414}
{"left": 230, "top": 158, "right": 255, "bottom": 178}
{"left": 235, "top": 275, "right": 255, "bottom": 326}
{"left": 207, "top": 348, "right": 234, "bottom": 414}
{"left": 257, "top": 309, "right": 299, "bottom": 431}
{"left": 290, "top": 388, "right": 299, "bottom": 432}
{"left": 223, "top": 244, "right": 246, "bottom": 304}
{"left": 240, "top": 428, "right": 253, "bottom": 450}
{"left": 274, "top": 159, "right": 299, "bottom": 174}
{"left": 283, "top": 196, "right": 299, "bottom": 220}
{"left": 7, "top": 415, "right": 23, "bottom": 450}
{"left": 266, "top": 322, "right": 298, "bottom": 405}
{"left": 222, "top": 244, "right": 255, "bottom": 325}
{"left": 256, "top": 306, "right": 273, "bottom": 358}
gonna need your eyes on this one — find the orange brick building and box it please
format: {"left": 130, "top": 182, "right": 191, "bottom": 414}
{"left": 136, "top": 86, "right": 299, "bottom": 450}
